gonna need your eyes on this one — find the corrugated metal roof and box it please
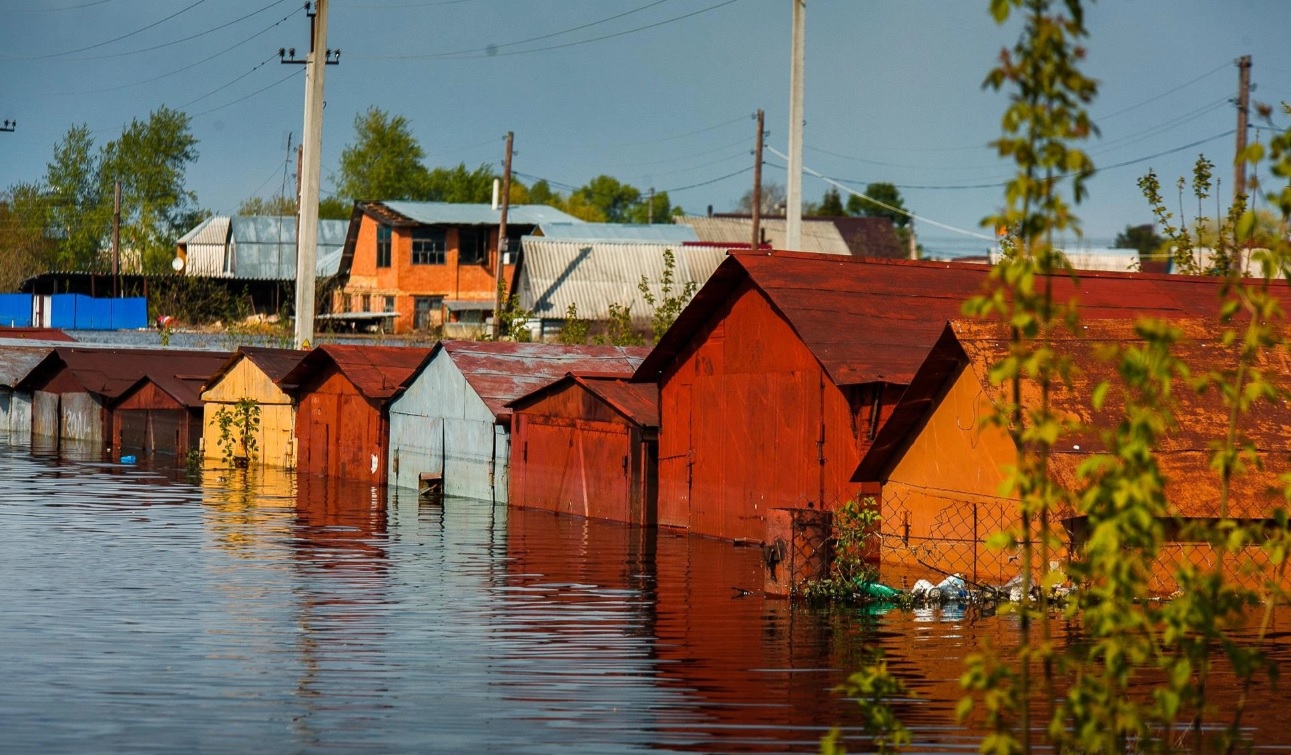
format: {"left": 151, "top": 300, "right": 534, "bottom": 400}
{"left": 432, "top": 341, "right": 649, "bottom": 420}
{"left": 281, "top": 344, "right": 433, "bottom": 402}
{"left": 0, "top": 344, "right": 60, "bottom": 387}
{"left": 202, "top": 346, "right": 308, "bottom": 394}
{"left": 505, "top": 372, "right": 660, "bottom": 428}
{"left": 114, "top": 372, "right": 208, "bottom": 409}
{"left": 857, "top": 319, "right": 1291, "bottom": 520}
{"left": 177, "top": 215, "right": 230, "bottom": 246}
{"left": 380, "top": 201, "right": 584, "bottom": 227}
{"left": 635, "top": 250, "right": 1291, "bottom": 388}
{"left": 682, "top": 216, "right": 852, "bottom": 256}
{"left": 538, "top": 222, "right": 698, "bottom": 244}
{"left": 516, "top": 238, "right": 718, "bottom": 320}
{"left": 227, "top": 217, "right": 347, "bottom": 279}
{"left": 0, "top": 328, "right": 75, "bottom": 342}
{"left": 17, "top": 346, "right": 232, "bottom": 400}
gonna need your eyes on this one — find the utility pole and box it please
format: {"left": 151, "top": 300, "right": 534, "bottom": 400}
{"left": 751, "top": 109, "right": 765, "bottom": 250}
{"left": 280, "top": 0, "right": 340, "bottom": 349}
{"left": 0, "top": 119, "right": 14, "bottom": 133}
{"left": 785, "top": 0, "right": 806, "bottom": 250}
{"left": 112, "top": 181, "right": 121, "bottom": 297}
{"left": 491, "top": 131, "right": 514, "bottom": 339}
{"left": 1234, "top": 54, "right": 1252, "bottom": 205}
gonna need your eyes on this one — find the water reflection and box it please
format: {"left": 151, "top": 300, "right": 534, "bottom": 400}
{"left": 2, "top": 442, "right": 1291, "bottom": 753}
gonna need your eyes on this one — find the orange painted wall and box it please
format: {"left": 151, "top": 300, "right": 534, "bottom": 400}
{"left": 339, "top": 213, "right": 516, "bottom": 333}
{"left": 295, "top": 366, "right": 388, "bottom": 483}
{"left": 657, "top": 280, "right": 881, "bottom": 543}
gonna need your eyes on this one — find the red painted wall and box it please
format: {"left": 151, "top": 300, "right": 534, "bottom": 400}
{"left": 657, "top": 280, "right": 895, "bottom": 543}
{"left": 112, "top": 381, "right": 200, "bottom": 457}
{"left": 295, "top": 366, "right": 388, "bottom": 483}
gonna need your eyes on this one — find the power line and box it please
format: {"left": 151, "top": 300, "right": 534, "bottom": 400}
{"left": 8, "top": 0, "right": 114, "bottom": 11}
{"left": 58, "top": 0, "right": 298, "bottom": 62}
{"left": 1094, "top": 61, "right": 1230, "bottom": 121}
{"left": 357, "top": 0, "right": 742, "bottom": 61}
{"left": 189, "top": 67, "right": 303, "bottom": 119}
{"left": 603, "top": 115, "right": 749, "bottom": 148}
{"left": 177, "top": 54, "right": 281, "bottom": 110}
{"left": 658, "top": 165, "right": 751, "bottom": 193}
{"left": 5, "top": 0, "right": 208, "bottom": 60}
{"left": 605, "top": 135, "right": 750, "bottom": 168}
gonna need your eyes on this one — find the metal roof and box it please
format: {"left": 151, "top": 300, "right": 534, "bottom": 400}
{"left": 426, "top": 341, "right": 649, "bottom": 420}
{"left": 0, "top": 328, "right": 75, "bottom": 343}
{"left": 113, "top": 372, "right": 208, "bottom": 409}
{"left": 379, "top": 201, "right": 584, "bottom": 227}
{"left": 228, "top": 217, "right": 347, "bottom": 280}
{"left": 516, "top": 238, "right": 718, "bottom": 320}
{"left": 857, "top": 319, "right": 1291, "bottom": 520}
{"left": 635, "top": 250, "right": 1291, "bottom": 388}
{"left": 177, "top": 215, "right": 230, "bottom": 246}
{"left": 201, "top": 346, "right": 308, "bottom": 394}
{"left": 280, "top": 344, "right": 433, "bottom": 402}
{"left": 538, "top": 222, "right": 698, "bottom": 244}
{"left": 506, "top": 372, "right": 659, "bottom": 428}
{"left": 682, "top": 216, "right": 852, "bottom": 256}
{"left": 0, "top": 344, "right": 60, "bottom": 388}
{"left": 16, "top": 346, "right": 232, "bottom": 400}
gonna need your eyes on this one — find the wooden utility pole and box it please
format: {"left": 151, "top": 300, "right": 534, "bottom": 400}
{"left": 287, "top": 0, "right": 337, "bottom": 349}
{"left": 491, "top": 131, "right": 514, "bottom": 339}
{"left": 112, "top": 181, "right": 121, "bottom": 297}
{"left": 785, "top": 0, "right": 806, "bottom": 250}
{"left": 751, "top": 109, "right": 764, "bottom": 250}
{"left": 1234, "top": 55, "right": 1252, "bottom": 204}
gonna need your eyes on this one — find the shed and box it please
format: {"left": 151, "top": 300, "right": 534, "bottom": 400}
{"left": 853, "top": 319, "right": 1291, "bottom": 592}
{"left": 17, "top": 347, "right": 231, "bottom": 450}
{"left": 387, "top": 341, "right": 649, "bottom": 501}
{"left": 110, "top": 372, "right": 207, "bottom": 458}
{"left": 634, "top": 250, "right": 1291, "bottom": 545}
{"left": 282, "top": 344, "right": 433, "bottom": 483}
{"left": 0, "top": 341, "right": 65, "bottom": 436}
{"left": 507, "top": 373, "right": 659, "bottom": 526}
{"left": 200, "top": 346, "right": 308, "bottom": 468}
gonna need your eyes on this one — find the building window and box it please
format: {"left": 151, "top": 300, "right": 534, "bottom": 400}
{"left": 458, "top": 227, "right": 487, "bottom": 265}
{"left": 362, "top": 294, "right": 371, "bottom": 312}
{"left": 414, "top": 296, "right": 443, "bottom": 331}
{"left": 384, "top": 296, "right": 395, "bottom": 313}
{"left": 411, "top": 227, "right": 447, "bottom": 265}
{"left": 376, "top": 224, "right": 392, "bottom": 268}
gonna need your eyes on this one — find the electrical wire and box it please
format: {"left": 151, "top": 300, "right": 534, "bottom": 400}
{"left": 8, "top": 0, "right": 115, "bottom": 11}
{"left": 658, "top": 165, "right": 751, "bottom": 193}
{"left": 602, "top": 115, "right": 749, "bottom": 148}
{"left": 59, "top": 0, "right": 298, "bottom": 62}
{"left": 604, "top": 136, "right": 751, "bottom": 169}
{"left": 5, "top": 0, "right": 208, "bottom": 60}
{"left": 177, "top": 54, "right": 281, "bottom": 110}
{"left": 631, "top": 149, "right": 750, "bottom": 179}
{"left": 189, "top": 67, "right": 303, "bottom": 119}
{"left": 1094, "top": 61, "right": 1231, "bottom": 121}
{"left": 357, "top": 0, "right": 741, "bottom": 61}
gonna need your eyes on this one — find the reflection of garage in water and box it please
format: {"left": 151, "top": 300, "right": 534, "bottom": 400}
{"left": 111, "top": 375, "right": 204, "bottom": 457}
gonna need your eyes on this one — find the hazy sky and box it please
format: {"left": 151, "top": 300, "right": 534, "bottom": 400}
{"left": 1, "top": 0, "right": 1287, "bottom": 258}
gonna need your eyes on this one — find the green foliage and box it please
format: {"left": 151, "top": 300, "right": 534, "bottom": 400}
{"left": 595, "top": 302, "right": 644, "bottom": 346}
{"left": 318, "top": 196, "right": 353, "bottom": 220}
{"left": 626, "top": 190, "right": 677, "bottom": 224}
{"left": 573, "top": 175, "right": 641, "bottom": 223}
{"left": 815, "top": 187, "right": 846, "bottom": 217}
{"left": 636, "top": 248, "right": 696, "bottom": 343}
{"left": 1114, "top": 222, "right": 1165, "bottom": 259}
{"left": 491, "top": 279, "right": 533, "bottom": 342}
{"left": 557, "top": 302, "right": 590, "bottom": 345}
{"left": 821, "top": 663, "right": 913, "bottom": 755}
{"left": 847, "top": 183, "right": 910, "bottom": 228}
{"left": 214, "top": 398, "right": 261, "bottom": 468}
{"left": 336, "top": 107, "right": 431, "bottom": 201}
{"left": 424, "top": 162, "right": 497, "bottom": 203}
{"left": 237, "top": 195, "right": 296, "bottom": 216}
{"left": 45, "top": 124, "right": 109, "bottom": 270}
{"left": 0, "top": 184, "right": 55, "bottom": 289}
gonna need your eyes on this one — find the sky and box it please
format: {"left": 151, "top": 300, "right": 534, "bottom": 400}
{"left": 1, "top": 0, "right": 1288, "bottom": 259}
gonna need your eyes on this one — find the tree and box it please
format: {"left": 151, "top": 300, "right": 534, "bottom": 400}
{"left": 0, "top": 183, "right": 55, "bottom": 289}
{"left": 737, "top": 182, "right": 786, "bottom": 215}
{"left": 237, "top": 195, "right": 296, "bottom": 216}
{"left": 99, "top": 106, "right": 200, "bottom": 273}
{"left": 1114, "top": 223, "right": 1164, "bottom": 258}
{"left": 424, "top": 163, "right": 496, "bottom": 203}
{"left": 44, "top": 124, "right": 107, "bottom": 270}
{"left": 813, "top": 187, "right": 846, "bottom": 217}
{"left": 846, "top": 182, "right": 909, "bottom": 228}
{"left": 527, "top": 179, "right": 561, "bottom": 208}
{"left": 626, "top": 190, "right": 678, "bottom": 224}
{"left": 335, "top": 107, "right": 431, "bottom": 202}
{"left": 573, "top": 175, "right": 641, "bottom": 223}
{"left": 318, "top": 196, "right": 352, "bottom": 220}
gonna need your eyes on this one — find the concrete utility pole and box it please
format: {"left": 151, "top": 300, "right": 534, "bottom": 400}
{"left": 647, "top": 187, "right": 655, "bottom": 224}
{"left": 785, "top": 0, "right": 806, "bottom": 250}
{"left": 491, "top": 131, "right": 514, "bottom": 339}
{"left": 1234, "top": 54, "right": 1252, "bottom": 204}
{"left": 751, "top": 109, "right": 764, "bottom": 250}
{"left": 281, "top": 0, "right": 340, "bottom": 349}
{"left": 112, "top": 181, "right": 121, "bottom": 297}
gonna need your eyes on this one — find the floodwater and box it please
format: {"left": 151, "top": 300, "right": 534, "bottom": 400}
{"left": 2, "top": 441, "right": 1291, "bottom": 753}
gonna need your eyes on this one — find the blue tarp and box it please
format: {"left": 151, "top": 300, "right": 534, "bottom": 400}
{"left": 49, "top": 295, "right": 147, "bottom": 330}
{"left": 0, "top": 294, "right": 32, "bottom": 327}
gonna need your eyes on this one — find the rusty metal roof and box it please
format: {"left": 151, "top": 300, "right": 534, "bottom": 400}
{"left": 203, "top": 346, "right": 308, "bottom": 394}
{"left": 857, "top": 318, "right": 1291, "bottom": 519}
{"left": 430, "top": 341, "right": 649, "bottom": 420}
{"left": 280, "top": 344, "right": 433, "bottom": 402}
{"left": 0, "top": 344, "right": 60, "bottom": 388}
{"left": 16, "top": 346, "right": 232, "bottom": 400}
{"left": 506, "top": 372, "right": 660, "bottom": 428}
{"left": 113, "top": 372, "right": 208, "bottom": 409}
{"left": 0, "top": 327, "right": 75, "bottom": 342}
{"left": 685, "top": 216, "right": 852, "bottom": 255}
{"left": 635, "top": 250, "right": 1291, "bottom": 388}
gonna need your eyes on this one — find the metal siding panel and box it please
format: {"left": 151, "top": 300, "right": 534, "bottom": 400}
{"left": 657, "top": 382, "right": 690, "bottom": 530}
{"left": 9, "top": 391, "right": 32, "bottom": 435}
{"left": 61, "top": 392, "right": 102, "bottom": 443}
{"left": 386, "top": 356, "right": 467, "bottom": 492}
{"left": 443, "top": 417, "right": 497, "bottom": 502}
{"left": 32, "top": 391, "right": 58, "bottom": 438}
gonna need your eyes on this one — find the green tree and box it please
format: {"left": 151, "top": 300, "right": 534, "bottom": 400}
{"left": 626, "top": 190, "right": 678, "bottom": 224}
{"left": 44, "top": 124, "right": 108, "bottom": 270}
{"left": 527, "top": 179, "right": 562, "bottom": 208}
{"left": 0, "top": 183, "right": 55, "bottom": 289}
{"left": 573, "top": 175, "right": 641, "bottom": 223}
{"left": 846, "top": 182, "right": 910, "bottom": 228}
{"left": 237, "top": 195, "right": 296, "bottom": 216}
{"left": 336, "top": 107, "right": 431, "bottom": 202}
{"left": 424, "top": 163, "right": 496, "bottom": 203}
{"left": 814, "top": 187, "right": 846, "bottom": 217}
{"left": 318, "top": 196, "right": 352, "bottom": 220}
{"left": 1114, "top": 222, "right": 1164, "bottom": 258}
{"left": 100, "top": 106, "right": 200, "bottom": 273}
